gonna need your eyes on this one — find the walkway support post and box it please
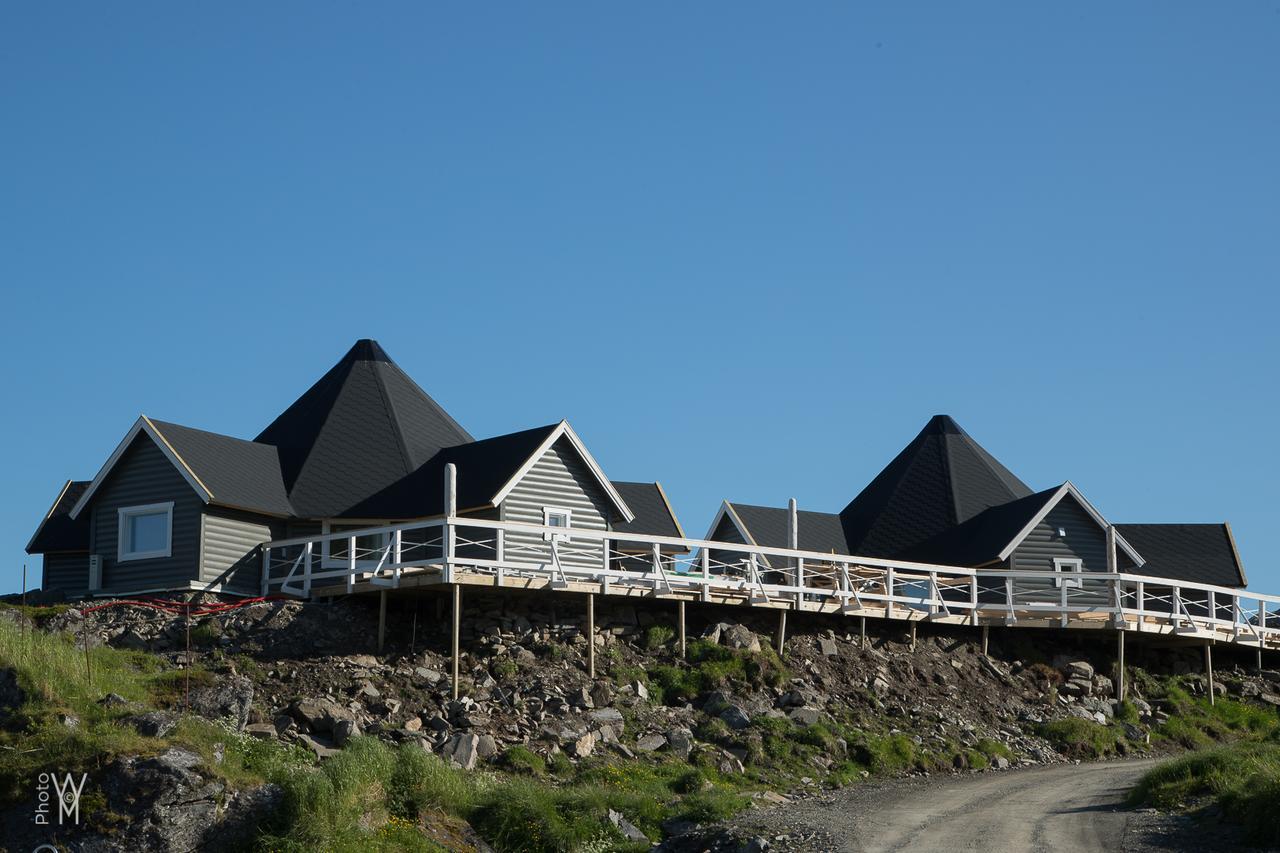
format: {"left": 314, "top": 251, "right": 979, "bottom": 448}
{"left": 451, "top": 584, "right": 461, "bottom": 701}
{"left": 378, "top": 590, "right": 387, "bottom": 653}
{"left": 1259, "top": 646, "right": 1264, "bottom": 674}
{"left": 860, "top": 615, "right": 867, "bottom": 650}
{"left": 587, "top": 593, "right": 596, "bottom": 679}
{"left": 982, "top": 624, "right": 990, "bottom": 658}
{"left": 1116, "top": 629, "right": 1125, "bottom": 701}
{"left": 909, "top": 620, "right": 917, "bottom": 652}
{"left": 678, "top": 600, "right": 687, "bottom": 660}
{"left": 776, "top": 609, "right": 787, "bottom": 656}
{"left": 1205, "top": 642, "right": 1215, "bottom": 707}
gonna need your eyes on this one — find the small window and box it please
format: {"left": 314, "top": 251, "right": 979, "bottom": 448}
{"left": 543, "top": 507, "right": 571, "bottom": 541}
{"left": 118, "top": 503, "right": 173, "bottom": 561}
{"left": 1054, "top": 557, "right": 1083, "bottom": 589}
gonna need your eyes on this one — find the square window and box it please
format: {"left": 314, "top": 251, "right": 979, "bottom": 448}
{"left": 1054, "top": 558, "right": 1083, "bottom": 588}
{"left": 543, "top": 508, "right": 571, "bottom": 541}
{"left": 118, "top": 503, "right": 173, "bottom": 561}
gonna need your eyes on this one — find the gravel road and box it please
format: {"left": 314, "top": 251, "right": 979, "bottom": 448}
{"left": 726, "top": 759, "right": 1247, "bottom": 852}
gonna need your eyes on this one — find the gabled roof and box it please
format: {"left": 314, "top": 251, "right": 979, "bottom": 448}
{"left": 1116, "top": 523, "right": 1247, "bottom": 588}
{"left": 68, "top": 416, "right": 294, "bottom": 520}
{"left": 148, "top": 419, "right": 294, "bottom": 516}
{"left": 896, "top": 482, "right": 1144, "bottom": 568}
{"left": 612, "top": 482, "right": 685, "bottom": 540}
{"left": 256, "top": 340, "right": 472, "bottom": 518}
{"left": 839, "top": 415, "right": 1033, "bottom": 558}
{"left": 342, "top": 421, "right": 635, "bottom": 522}
{"left": 26, "top": 480, "right": 91, "bottom": 553}
{"left": 705, "top": 501, "right": 850, "bottom": 568}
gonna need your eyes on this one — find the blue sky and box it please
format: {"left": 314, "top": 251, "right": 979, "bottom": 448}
{"left": 1, "top": 3, "right": 1276, "bottom": 595}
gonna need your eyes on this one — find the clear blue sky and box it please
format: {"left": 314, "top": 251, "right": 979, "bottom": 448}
{"left": 2, "top": 3, "right": 1276, "bottom": 595}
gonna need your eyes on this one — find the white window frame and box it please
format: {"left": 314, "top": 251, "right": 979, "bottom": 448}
{"left": 1053, "top": 557, "right": 1084, "bottom": 589}
{"left": 543, "top": 507, "right": 572, "bottom": 541}
{"left": 117, "top": 502, "right": 174, "bottom": 562}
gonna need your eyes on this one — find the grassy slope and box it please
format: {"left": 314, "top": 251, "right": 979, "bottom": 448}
{"left": 5, "top": 608, "right": 1277, "bottom": 852}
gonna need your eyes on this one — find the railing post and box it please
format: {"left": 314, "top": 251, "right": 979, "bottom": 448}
{"left": 700, "top": 547, "right": 710, "bottom": 602}
{"left": 1208, "top": 590, "right": 1217, "bottom": 629}
{"left": 1059, "top": 571, "right": 1068, "bottom": 628}
{"left": 1136, "top": 581, "right": 1145, "bottom": 631}
{"left": 885, "top": 566, "right": 895, "bottom": 619}
{"left": 652, "top": 542, "right": 663, "bottom": 591}
{"left": 303, "top": 541, "right": 313, "bottom": 596}
{"left": 1005, "top": 576, "right": 1015, "bottom": 622}
{"left": 795, "top": 557, "right": 805, "bottom": 609}
{"left": 347, "top": 536, "right": 356, "bottom": 594}
{"left": 260, "top": 546, "right": 270, "bottom": 597}
{"left": 496, "top": 527, "right": 505, "bottom": 563}
{"left": 1173, "top": 586, "right": 1182, "bottom": 626}
{"left": 444, "top": 462, "right": 457, "bottom": 584}
{"left": 392, "top": 530, "right": 402, "bottom": 587}
{"left": 929, "top": 572, "right": 939, "bottom": 616}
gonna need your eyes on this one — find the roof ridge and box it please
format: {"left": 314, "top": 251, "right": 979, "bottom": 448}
{"left": 368, "top": 356, "right": 414, "bottom": 475}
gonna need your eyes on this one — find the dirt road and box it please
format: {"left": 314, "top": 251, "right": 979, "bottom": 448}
{"left": 726, "top": 759, "right": 1229, "bottom": 852}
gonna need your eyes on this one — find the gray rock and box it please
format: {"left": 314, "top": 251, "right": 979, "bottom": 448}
{"left": 608, "top": 809, "right": 651, "bottom": 843}
{"left": 297, "top": 733, "right": 339, "bottom": 759}
{"left": 332, "top": 718, "right": 361, "bottom": 747}
{"left": 590, "top": 682, "right": 615, "bottom": 707}
{"left": 721, "top": 625, "right": 761, "bottom": 653}
{"left": 442, "top": 732, "right": 481, "bottom": 769}
{"left": 244, "top": 723, "right": 278, "bottom": 740}
{"left": 818, "top": 637, "right": 839, "bottom": 657}
{"left": 189, "top": 675, "right": 253, "bottom": 731}
{"left": 128, "top": 711, "right": 179, "bottom": 738}
{"left": 666, "top": 727, "right": 694, "bottom": 760}
{"left": 98, "top": 692, "right": 129, "bottom": 708}
{"left": 476, "top": 734, "right": 499, "bottom": 759}
{"left": 1065, "top": 661, "right": 1094, "bottom": 681}
{"left": 635, "top": 734, "right": 668, "bottom": 752}
{"left": 568, "top": 730, "right": 597, "bottom": 758}
{"left": 788, "top": 706, "right": 822, "bottom": 726}
{"left": 720, "top": 705, "right": 752, "bottom": 730}
{"left": 590, "top": 707, "right": 625, "bottom": 727}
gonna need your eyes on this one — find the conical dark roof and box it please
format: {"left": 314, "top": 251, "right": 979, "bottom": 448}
{"left": 839, "top": 415, "right": 1032, "bottom": 558}
{"left": 256, "top": 340, "right": 472, "bottom": 517}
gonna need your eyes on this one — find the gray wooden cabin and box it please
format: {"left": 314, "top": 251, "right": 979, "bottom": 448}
{"left": 703, "top": 415, "right": 1245, "bottom": 605}
{"left": 26, "top": 341, "right": 682, "bottom": 599}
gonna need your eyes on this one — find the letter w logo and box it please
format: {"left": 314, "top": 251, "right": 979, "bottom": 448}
{"left": 50, "top": 772, "right": 88, "bottom": 824}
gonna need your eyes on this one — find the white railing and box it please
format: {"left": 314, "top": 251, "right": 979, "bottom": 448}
{"left": 261, "top": 514, "right": 1280, "bottom": 650}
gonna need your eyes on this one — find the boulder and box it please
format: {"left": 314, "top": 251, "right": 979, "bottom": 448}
{"left": 720, "top": 705, "right": 752, "bottom": 730}
{"left": 297, "top": 733, "right": 339, "bottom": 759}
{"left": 1064, "top": 661, "right": 1094, "bottom": 681}
{"left": 568, "top": 731, "right": 597, "bottom": 758}
{"left": 442, "top": 733, "right": 481, "bottom": 770}
{"left": 721, "top": 625, "right": 761, "bottom": 653}
{"left": 190, "top": 675, "right": 253, "bottom": 731}
{"left": 608, "top": 809, "right": 651, "bottom": 843}
{"left": 589, "top": 708, "right": 624, "bottom": 727}
{"left": 635, "top": 734, "right": 668, "bottom": 752}
{"left": 787, "top": 706, "right": 822, "bottom": 727}
{"left": 818, "top": 637, "right": 839, "bottom": 657}
{"left": 666, "top": 727, "right": 695, "bottom": 760}
{"left": 244, "top": 723, "right": 278, "bottom": 741}
{"left": 332, "top": 718, "right": 360, "bottom": 747}
{"left": 128, "top": 711, "right": 179, "bottom": 738}
{"left": 475, "top": 734, "right": 499, "bottom": 759}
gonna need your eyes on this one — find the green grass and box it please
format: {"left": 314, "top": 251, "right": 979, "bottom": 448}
{"left": 1034, "top": 717, "right": 1123, "bottom": 759}
{"left": 1128, "top": 742, "right": 1280, "bottom": 848}
{"left": 648, "top": 640, "right": 788, "bottom": 705}
{"left": 644, "top": 625, "right": 675, "bottom": 650}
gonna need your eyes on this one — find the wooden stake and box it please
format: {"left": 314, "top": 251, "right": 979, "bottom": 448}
{"left": 451, "top": 584, "right": 461, "bottom": 701}
{"left": 678, "top": 600, "right": 687, "bottom": 660}
{"left": 1204, "top": 642, "right": 1215, "bottom": 706}
{"left": 377, "top": 589, "right": 388, "bottom": 653}
{"left": 20, "top": 564, "right": 26, "bottom": 646}
{"left": 586, "top": 593, "right": 595, "bottom": 679}
{"left": 981, "top": 624, "right": 989, "bottom": 658}
{"left": 860, "top": 615, "right": 867, "bottom": 650}
{"left": 1116, "top": 629, "right": 1126, "bottom": 702}
{"left": 83, "top": 613, "right": 92, "bottom": 689}
{"left": 410, "top": 601, "right": 418, "bottom": 657}
{"left": 909, "top": 620, "right": 917, "bottom": 652}
{"left": 185, "top": 603, "right": 192, "bottom": 714}
{"left": 776, "top": 609, "right": 787, "bottom": 656}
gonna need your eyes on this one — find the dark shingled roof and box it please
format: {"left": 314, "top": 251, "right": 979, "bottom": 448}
{"left": 612, "top": 482, "right": 684, "bottom": 540}
{"left": 839, "top": 415, "right": 1033, "bottom": 558}
{"left": 342, "top": 424, "right": 559, "bottom": 519}
{"left": 148, "top": 419, "right": 294, "bottom": 516}
{"left": 727, "top": 503, "right": 851, "bottom": 558}
{"left": 26, "top": 480, "right": 91, "bottom": 553}
{"left": 894, "top": 486, "right": 1060, "bottom": 566}
{"left": 1116, "top": 523, "right": 1247, "bottom": 588}
{"left": 256, "top": 340, "right": 472, "bottom": 518}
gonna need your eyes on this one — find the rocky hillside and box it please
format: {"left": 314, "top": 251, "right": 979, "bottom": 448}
{"left": 4, "top": 591, "right": 1279, "bottom": 852}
